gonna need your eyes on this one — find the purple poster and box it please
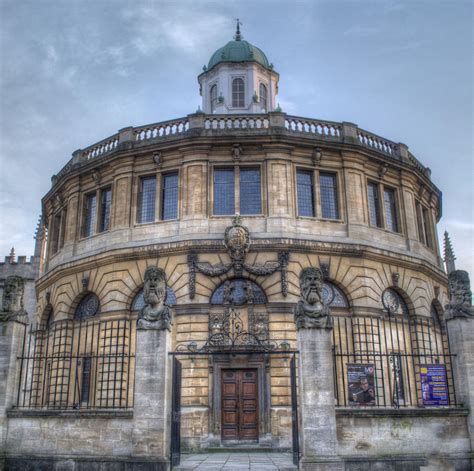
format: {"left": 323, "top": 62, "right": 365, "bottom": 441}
{"left": 420, "top": 364, "right": 448, "bottom": 406}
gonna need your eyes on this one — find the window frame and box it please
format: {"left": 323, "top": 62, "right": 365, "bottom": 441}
{"left": 136, "top": 175, "right": 157, "bottom": 225}
{"left": 82, "top": 191, "right": 98, "bottom": 239}
{"left": 366, "top": 180, "right": 402, "bottom": 234}
{"left": 98, "top": 186, "right": 112, "bottom": 233}
{"left": 259, "top": 82, "right": 268, "bottom": 111}
{"left": 231, "top": 77, "right": 245, "bottom": 108}
{"left": 210, "top": 83, "right": 218, "bottom": 113}
{"left": 161, "top": 171, "right": 180, "bottom": 221}
{"left": 415, "top": 200, "right": 434, "bottom": 249}
{"left": 211, "top": 165, "right": 264, "bottom": 217}
{"left": 295, "top": 167, "right": 342, "bottom": 221}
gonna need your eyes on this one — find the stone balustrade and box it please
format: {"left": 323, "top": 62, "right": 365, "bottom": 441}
{"left": 52, "top": 112, "right": 430, "bottom": 186}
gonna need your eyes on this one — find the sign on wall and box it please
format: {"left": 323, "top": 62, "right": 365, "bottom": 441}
{"left": 347, "top": 364, "right": 376, "bottom": 406}
{"left": 420, "top": 364, "right": 448, "bottom": 406}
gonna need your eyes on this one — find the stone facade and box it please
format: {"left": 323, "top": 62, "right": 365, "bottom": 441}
{"left": 1, "top": 32, "right": 473, "bottom": 471}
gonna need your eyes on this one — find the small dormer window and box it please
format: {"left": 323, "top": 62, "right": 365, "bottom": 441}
{"left": 232, "top": 78, "right": 245, "bottom": 108}
{"left": 259, "top": 83, "right": 267, "bottom": 111}
{"left": 210, "top": 84, "right": 217, "bottom": 113}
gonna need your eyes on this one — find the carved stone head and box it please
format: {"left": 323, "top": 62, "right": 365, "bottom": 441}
{"left": 143, "top": 267, "right": 167, "bottom": 307}
{"left": 445, "top": 270, "right": 473, "bottom": 320}
{"left": 2, "top": 275, "right": 24, "bottom": 313}
{"left": 299, "top": 267, "right": 324, "bottom": 305}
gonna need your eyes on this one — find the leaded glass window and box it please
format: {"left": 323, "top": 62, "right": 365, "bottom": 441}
{"left": 161, "top": 173, "right": 179, "bottom": 220}
{"left": 131, "top": 288, "right": 177, "bottom": 310}
{"left": 381, "top": 288, "right": 409, "bottom": 318}
{"left": 259, "top": 83, "right": 267, "bottom": 111}
{"left": 368, "top": 182, "right": 381, "bottom": 227}
{"left": 137, "top": 176, "right": 156, "bottom": 224}
{"left": 232, "top": 78, "right": 245, "bottom": 108}
{"left": 321, "top": 282, "right": 349, "bottom": 308}
{"left": 83, "top": 193, "right": 97, "bottom": 238}
{"left": 210, "top": 279, "right": 267, "bottom": 305}
{"left": 210, "top": 84, "right": 217, "bottom": 113}
{"left": 422, "top": 207, "right": 433, "bottom": 248}
{"left": 214, "top": 168, "right": 235, "bottom": 215}
{"left": 99, "top": 188, "right": 112, "bottom": 232}
{"left": 240, "top": 168, "right": 261, "bottom": 215}
{"left": 383, "top": 188, "right": 398, "bottom": 232}
{"left": 297, "top": 170, "right": 315, "bottom": 217}
{"left": 74, "top": 293, "right": 100, "bottom": 320}
{"left": 320, "top": 173, "right": 339, "bottom": 219}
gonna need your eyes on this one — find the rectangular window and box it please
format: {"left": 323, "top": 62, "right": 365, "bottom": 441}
{"left": 83, "top": 193, "right": 97, "bottom": 238}
{"left": 319, "top": 173, "right": 339, "bottom": 219}
{"left": 296, "top": 170, "right": 315, "bottom": 217}
{"left": 161, "top": 173, "right": 179, "bottom": 220}
{"left": 214, "top": 168, "right": 235, "bottom": 215}
{"left": 51, "top": 213, "right": 61, "bottom": 254}
{"left": 240, "top": 168, "right": 261, "bottom": 215}
{"left": 137, "top": 176, "right": 156, "bottom": 224}
{"left": 368, "top": 182, "right": 382, "bottom": 227}
{"left": 383, "top": 188, "right": 398, "bottom": 232}
{"left": 99, "top": 188, "right": 112, "bottom": 232}
{"left": 416, "top": 203, "right": 426, "bottom": 244}
{"left": 80, "top": 357, "right": 92, "bottom": 405}
{"left": 232, "top": 78, "right": 245, "bottom": 108}
{"left": 422, "top": 207, "right": 433, "bottom": 248}
{"left": 59, "top": 209, "right": 67, "bottom": 249}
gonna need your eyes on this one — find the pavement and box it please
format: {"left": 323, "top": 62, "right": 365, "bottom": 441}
{"left": 174, "top": 452, "right": 297, "bottom": 470}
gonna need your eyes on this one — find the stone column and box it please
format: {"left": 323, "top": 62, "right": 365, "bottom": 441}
{"left": 295, "top": 267, "right": 342, "bottom": 471}
{"left": 132, "top": 327, "right": 171, "bottom": 468}
{"left": 0, "top": 320, "right": 27, "bottom": 457}
{"left": 444, "top": 270, "right": 474, "bottom": 452}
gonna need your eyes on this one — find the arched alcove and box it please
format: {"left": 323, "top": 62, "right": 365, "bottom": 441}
{"left": 210, "top": 278, "right": 267, "bottom": 305}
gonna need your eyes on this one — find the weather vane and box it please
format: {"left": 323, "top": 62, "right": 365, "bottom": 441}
{"left": 234, "top": 18, "right": 243, "bottom": 41}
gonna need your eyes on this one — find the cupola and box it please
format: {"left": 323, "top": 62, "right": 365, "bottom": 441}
{"left": 198, "top": 21, "right": 279, "bottom": 114}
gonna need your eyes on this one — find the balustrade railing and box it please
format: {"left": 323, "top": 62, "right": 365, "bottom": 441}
{"left": 134, "top": 117, "right": 189, "bottom": 142}
{"left": 53, "top": 112, "right": 429, "bottom": 182}
{"left": 204, "top": 114, "right": 269, "bottom": 130}
{"left": 285, "top": 115, "right": 342, "bottom": 138}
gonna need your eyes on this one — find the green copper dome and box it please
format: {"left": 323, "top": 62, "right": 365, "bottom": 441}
{"left": 207, "top": 36, "right": 273, "bottom": 72}
{"left": 205, "top": 24, "right": 273, "bottom": 70}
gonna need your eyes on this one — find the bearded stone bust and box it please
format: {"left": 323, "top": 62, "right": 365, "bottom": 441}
{"left": 137, "top": 267, "right": 172, "bottom": 330}
{"left": 444, "top": 270, "right": 474, "bottom": 321}
{"left": 0, "top": 275, "right": 28, "bottom": 323}
{"left": 294, "top": 267, "right": 332, "bottom": 329}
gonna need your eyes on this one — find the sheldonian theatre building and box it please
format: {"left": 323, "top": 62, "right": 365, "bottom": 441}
{"left": 1, "top": 25, "right": 474, "bottom": 471}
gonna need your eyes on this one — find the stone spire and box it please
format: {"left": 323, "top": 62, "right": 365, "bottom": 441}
{"left": 234, "top": 18, "right": 242, "bottom": 41}
{"left": 9, "top": 247, "right": 16, "bottom": 264}
{"left": 443, "top": 231, "right": 456, "bottom": 274}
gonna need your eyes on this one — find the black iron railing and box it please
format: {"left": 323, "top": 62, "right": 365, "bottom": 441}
{"left": 332, "top": 315, "right": 457, "bottom": 408}
{"left": 14, "top": 317, "right": 135, "bottom": 410}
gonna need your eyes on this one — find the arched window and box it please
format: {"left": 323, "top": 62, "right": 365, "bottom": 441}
{"left": 211, "top": 279, "right": 267, "bottom": 305}
{"left": 131, "top": 287, "right": 177, "bottom": 311}
{"left": 259, "top": 83, "right": 267, "bottom": 111}
{"left": 210, "top": 84, "right": 217, "bottom": 113}
{"left": 381, "top": 288, "right": 409, "bottom": 318}
{"left": 322, "top": 282, "right": 349, "bottom": 308}
{"left": 232, "top": 78, "right": 245, "bottom": 108}
{"left": 74, "top": 293, "right": 100, "bottom": 320}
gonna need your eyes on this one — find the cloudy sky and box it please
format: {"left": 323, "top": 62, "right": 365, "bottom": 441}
{"left": 0, "top": 0, "right": 472, "bottom": 276}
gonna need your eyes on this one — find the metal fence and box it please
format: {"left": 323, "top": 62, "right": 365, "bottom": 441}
{"left": 14, "top": 317, "right": 136, "bottom": 410}
{"left": 332, "top": 315, "right": 457, "bottom": 408}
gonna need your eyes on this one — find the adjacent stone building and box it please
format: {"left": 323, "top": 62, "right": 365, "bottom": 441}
{"left": 1, "top": 26, "right": 473, "bottom": 470}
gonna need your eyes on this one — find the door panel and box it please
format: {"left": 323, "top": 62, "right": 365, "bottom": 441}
{"left": 221, "top": 369, "right": 258, "bottom": 441}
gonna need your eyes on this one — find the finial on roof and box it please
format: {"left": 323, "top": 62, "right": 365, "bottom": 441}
{"left": 234, "top": 18, "right": 243, "bottom": 41}
{"left": 444, "top": 231, "right": 456, "bottom": 274}
{"left": 9, "top": 247, "right": 16, "bottom": 263}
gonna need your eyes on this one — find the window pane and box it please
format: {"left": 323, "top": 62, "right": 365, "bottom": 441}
{"left": 260, "top": 83, "right": 267, "bottom": 111}
{"left": 137, "top": 177, "right": 156, "bottom": 223}
{"left": 83, "top": 194, "right": 97, "bottom": 237}
{"left": 297, "top": 170, "right": 315, "bottom": 217}
{"left": 99, "top": 188, "right": 112, "bottom": 232}
{"left": 384, "top": 188, "right": 398, "bottom": 232}
{"left": 422, "top": 208, "right": 433, "bottom": 248}
{"left": 320, "top": 173, "right": 339, "bottom": 219}
{"left": 416, "top": 203, "right": 426, "bottom": 244}
{"left": 240, "top": 168, "right": 261, "bottom": 215}
{"left": 210, "top": 85, "right": 217, "bottom": 113}
{"left": 368, "top": 182, "right": 381, "bottom": 227}
{"left": 232, "top": 78, "right": 245, "bottom": 108}
{"left": 51, "top": 213, "right": 61, "bottom": 253}
{"left": 162, "top": 173, "right": 179, "bottom": 220}
{"left": 214, "top": 169, "right": 235, "bottom": 215}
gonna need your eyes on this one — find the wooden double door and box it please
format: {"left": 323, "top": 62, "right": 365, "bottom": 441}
{"left": 221, "top": 369, "right": 258, "bottom": 441}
